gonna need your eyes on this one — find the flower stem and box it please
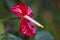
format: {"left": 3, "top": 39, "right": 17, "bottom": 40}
{"left": 0, "top": 22, "right": 4, "bottom": 40}
{"left": 0, "top": 18, "right": 20, "bottom": 22}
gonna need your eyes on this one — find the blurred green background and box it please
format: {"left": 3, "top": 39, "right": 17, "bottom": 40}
{"left": 0, "top": 0, "right": 60, "bottom": 40}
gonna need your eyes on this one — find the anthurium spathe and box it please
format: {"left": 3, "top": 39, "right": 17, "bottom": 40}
{"left": 10, "top": 2, "right": 36, "bottom": 36}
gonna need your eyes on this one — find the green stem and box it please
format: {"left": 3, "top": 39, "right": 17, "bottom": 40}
{"left": 23, "top": 36, "right": 30, "bottom": 40}
{"left": 0, "top": 18, "right": 20, "bottom": 22}
{"left": 0, "top": 22, "right": 4, "bottom": 40}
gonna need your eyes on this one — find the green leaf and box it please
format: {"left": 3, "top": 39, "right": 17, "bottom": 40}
{"left": 35, "top": 31, "right": 54, "bottom": 40}
{"left": 2, "top": 33, "right": 22, "bottom": 40}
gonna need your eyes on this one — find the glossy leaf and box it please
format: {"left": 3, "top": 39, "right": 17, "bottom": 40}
{"left": 35, "top": 31, "right": 54, "bottom": 40}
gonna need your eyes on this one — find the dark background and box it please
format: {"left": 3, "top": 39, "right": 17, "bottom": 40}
{"left": 0, "top": 0, "right": 60, "bottom": 40}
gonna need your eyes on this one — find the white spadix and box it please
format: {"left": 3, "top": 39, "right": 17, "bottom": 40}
{"left": 24, "top": 15, "right": 44, "bottom": 28}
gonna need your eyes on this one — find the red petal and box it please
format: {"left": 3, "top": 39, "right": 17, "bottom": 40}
{"left": 20, "top": 19, "right": 35, "bottom": 36}
{"left": 10, "top": 2, "right": 36, "bottom": 36}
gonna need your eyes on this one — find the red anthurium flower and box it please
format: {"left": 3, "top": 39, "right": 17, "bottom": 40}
{"left": 10, "top": 2, "right": 36, "bottom": 36}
